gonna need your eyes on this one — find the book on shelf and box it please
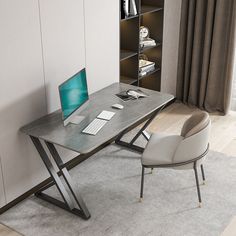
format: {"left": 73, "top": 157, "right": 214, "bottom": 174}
{"left": 139, "top": 59, "right": 155, "bottom": 68}
{"left": 139, "top": 66, "right": 156, "bottom": 77}
{"left": 140, "top": 38, "right": 156, "bottom": 49}
{"left": 121, "top": 0, "right": 138, "bottom": 18}
{"left": 140, "top": 64, "right": 155, "bottom": 73}
{"left": 139, "top": 59, "right": 155, "bottom": 75}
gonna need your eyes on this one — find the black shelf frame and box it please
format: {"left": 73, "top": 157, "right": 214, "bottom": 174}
{"left": 119, "top": 0, "right": 164, "bottom": 91}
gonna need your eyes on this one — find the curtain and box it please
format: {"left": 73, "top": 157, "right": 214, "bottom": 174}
{"left": 176, "top": 0, "right": 236, "bottom": 114}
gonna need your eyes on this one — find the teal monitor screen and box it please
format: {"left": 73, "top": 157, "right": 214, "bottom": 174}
{"left": 59, "top": 69, "right": 88, "bottom": 120}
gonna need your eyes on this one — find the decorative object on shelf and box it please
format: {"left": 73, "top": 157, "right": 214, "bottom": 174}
{"left": 120, "top": 0, "right": 126, "bottom": 19}
{"left": 122, "top": 0, "right": 138, "bottom": 18}
{"left": 130, "top": 0, "right": 138, "bottom": 16}
{"left": 139, "top": 54, "right": 155, "bottom": 77}
{"left": 139, "top": 26, "right": 156, "bottom": 50}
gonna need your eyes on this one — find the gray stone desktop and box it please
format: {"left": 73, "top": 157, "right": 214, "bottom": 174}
{"left": 21, "top": 83, "right": 174, "bottom": 154}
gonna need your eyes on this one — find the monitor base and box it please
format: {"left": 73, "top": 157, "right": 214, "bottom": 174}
{"left": 63, "top": 115, "right": 85, "bottom": 126}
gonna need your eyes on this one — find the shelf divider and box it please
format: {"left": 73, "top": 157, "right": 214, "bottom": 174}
{"left": 120, "top": 50, "right": 138, "bottom": 61}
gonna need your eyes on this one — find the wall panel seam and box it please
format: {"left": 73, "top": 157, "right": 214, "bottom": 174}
{"left": 0, "top": 155, "right": 7, "bottom": 205}
{"left": 37, "top": 0, "right": 48, "bottom": 113}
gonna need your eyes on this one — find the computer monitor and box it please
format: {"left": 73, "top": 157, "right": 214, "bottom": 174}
{"left": 59, "top": 68, "right": 89, "bottom": 126}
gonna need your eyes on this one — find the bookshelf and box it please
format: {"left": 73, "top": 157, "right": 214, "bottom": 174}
{"left": 120, "top": 0, "right": 164, "bottom": 91}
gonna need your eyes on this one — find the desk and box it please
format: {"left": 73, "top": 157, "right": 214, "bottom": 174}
{"left": 21, "top": 83, "right": 174, "bottom": 219}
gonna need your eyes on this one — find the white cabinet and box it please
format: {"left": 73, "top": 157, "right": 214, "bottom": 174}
{"left": 0, "top": 0, "right": 48, "bottom": 203}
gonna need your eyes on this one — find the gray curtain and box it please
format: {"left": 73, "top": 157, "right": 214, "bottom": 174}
{"left": 176, "top": 0, "right": 236, "bottom": 114}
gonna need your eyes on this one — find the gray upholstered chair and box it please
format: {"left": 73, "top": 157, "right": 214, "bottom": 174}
{"left": 140, "top": 111, "right": 211, "bottom": 207}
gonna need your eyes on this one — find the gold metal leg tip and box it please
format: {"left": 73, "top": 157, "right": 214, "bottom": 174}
{"left": 203, "top": 181, "right": 206, "bottom": 185}
{"left": 199, "top": 202, "right": 202, "bottom": 208}
{"left": 139, "top": 198, "right": 143, "bottom": 203}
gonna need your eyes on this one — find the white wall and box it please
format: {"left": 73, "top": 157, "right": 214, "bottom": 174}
{"left": 39, "top": 0, "right": 119, "bottom": 113}
{"left": 84, "top": 0, "right": 120, "bottom": 93}
{"left": 161, "top": 0, "right": 182, "bottom": 96}
{"left": 39, "top": 0, "right": 86, "bottom": 113}
{"left": 0, "top": 0, "right": 48, "bottom": 203}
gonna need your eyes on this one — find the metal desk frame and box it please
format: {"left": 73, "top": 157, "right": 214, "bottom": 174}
{"left": 29, "top": 101, "right": 170, "bottom": 220}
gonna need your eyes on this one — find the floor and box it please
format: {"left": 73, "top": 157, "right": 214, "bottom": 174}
{"left": 147, "top": 102, "right": 236, "bottom": 156}
{"left": 1, "top": 102, "right": 236, "bottom": 236}
{"left": 0, "top": 224, "right": 22, "bottom": 236}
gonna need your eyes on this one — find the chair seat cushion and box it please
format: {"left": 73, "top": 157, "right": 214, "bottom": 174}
{"left": 142, "top": 133, "right": 183, "bottom": 166}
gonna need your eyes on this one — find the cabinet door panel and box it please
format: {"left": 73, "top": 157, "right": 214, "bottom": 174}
{"left": 0, "top": 0, "right": 48, "bottom": 203}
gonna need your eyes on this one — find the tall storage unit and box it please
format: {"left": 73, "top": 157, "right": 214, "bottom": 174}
{"left": 120, "top": 0, "right": 164, "bottom": 91}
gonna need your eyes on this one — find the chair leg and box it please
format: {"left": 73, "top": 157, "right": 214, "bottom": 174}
{"left": 194, "top": 162, "right": 202, "bottom": 208}
{"left": 200, "top": 164, "right": 206, "bottom": 185}
{"left": 150, "top": 168, "right": 153, "bottom": 174}
{"left": 140, "top": 166, "right": 145, "bottom": 202}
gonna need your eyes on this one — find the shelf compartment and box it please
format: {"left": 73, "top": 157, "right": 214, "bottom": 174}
{"left": 141, "top": 8, "right": 164, "bottom": 42}
{"left": 121, "top": 15, "right": 139, "bottom": 22}
{"left": 139, "top": 70, "right": 161, "bottom": 91}
{"left": 141, "top": 5, "right": 163, "bottom": 15}
{"left": 120, "top": 76, "right": 137, "bottom": 85}
{"left": 120, "top": 16, "right": 139, "bottom": 52}
{"left": 140, "top": 42, "right": 161, "bottom": 53}
{"left": 139, "top": 67, "right": 160, "bottom": 80}
{"left": 120, "top": 50, "right": 138, "bottom": 61}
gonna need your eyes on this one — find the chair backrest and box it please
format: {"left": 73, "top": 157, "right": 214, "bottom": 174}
{"left": 181, "top": 111, "right": 210, "bottom": 138}
{"left": 173, "top": 111, "right": 211, "bottom": 164}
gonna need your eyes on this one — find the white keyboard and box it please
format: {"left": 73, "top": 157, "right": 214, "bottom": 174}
{"left": 82, "top": 118, "right": 108, "bottom": 135}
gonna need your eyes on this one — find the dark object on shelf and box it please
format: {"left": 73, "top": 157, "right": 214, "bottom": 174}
{"left": 116, "top": 89, "right": 149, "bottom": 101}
{"left": 121, "top": 0, "right": 126, "bottom": 19}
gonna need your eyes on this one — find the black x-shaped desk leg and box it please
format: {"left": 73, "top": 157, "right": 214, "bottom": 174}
{"left": 30, "top": 136, "right": 91, "bottom": 220}
{"left": 115, "top": 104, "right": 166, "bottom": 153}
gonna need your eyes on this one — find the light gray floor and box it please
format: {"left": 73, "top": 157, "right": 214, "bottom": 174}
{"left": 1, "top": 134, "right": 236, "bottom": 236}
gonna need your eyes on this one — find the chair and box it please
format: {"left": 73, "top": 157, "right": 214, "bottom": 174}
{"left": 140, "top": 111, "right": 211, "bottom": 207}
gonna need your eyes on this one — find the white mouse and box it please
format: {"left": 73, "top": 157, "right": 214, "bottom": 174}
{"left": 112, "top": 104, "right": 124, "bottom": 110}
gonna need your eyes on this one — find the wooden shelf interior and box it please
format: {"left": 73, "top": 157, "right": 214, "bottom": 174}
{"left": 120, "top": 76, "right": 137, "bottom": 85}
{"left": 141, "top": 5, "right": 163, "bottom": 15}
{"left": 141, "top": 46, "right": 162, "bottom": 69}
{"left": 120, "top": 0, "right": 164, "bottom": 91}
{"left": 120, "top": 55, "right": 138, "bottom": 83}
{"left": 139, "top": 70, "right": 161, "bottom": 91}
{"left": 120, "top": 17, "right": 139, "bottom": 52}
{"left": 120, "top": 50, "right": 137, "bottom": 61}
{"left": 140, "top": 9, "right": 163, "bottom": 42}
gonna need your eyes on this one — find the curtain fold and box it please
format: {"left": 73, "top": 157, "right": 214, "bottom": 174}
{"left": 177, "top": 0, "right": 236, "bottom": 114}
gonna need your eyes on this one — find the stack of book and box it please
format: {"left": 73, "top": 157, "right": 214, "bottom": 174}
{"left": 139, "top": 59, "right": 155, "bottom": 77}
{"left": 140, "top": 38, "right": 156, "bottom": 50}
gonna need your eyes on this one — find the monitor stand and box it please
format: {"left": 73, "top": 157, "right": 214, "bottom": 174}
{"left": 63, "top": 101, "right": 88, "bottom": 126}
{"left": 68, "top": 115, "right": 85, "bottom": 125}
